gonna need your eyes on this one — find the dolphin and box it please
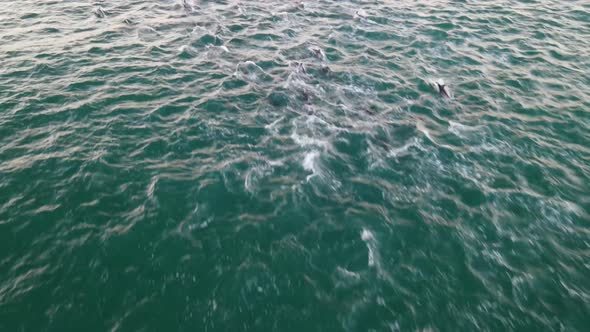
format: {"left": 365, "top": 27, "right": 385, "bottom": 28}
{"left": 296, "top": 62, "right": 307, "bottom": 74}
{"left": 94, "top": 6, "right": 106, "bottom": 18}
{"left": 309, "top": 46, "right": 326, "bottom": 61}
{"left": 182, "top": 0, "right": 193, "bottom": 11}
{"left": 436, "top": 80, "right": 451, "bottom": 98}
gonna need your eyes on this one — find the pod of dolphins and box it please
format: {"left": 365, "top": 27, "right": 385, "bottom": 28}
{"left": 94, "top": 1, "right": 453, "bottom": 99}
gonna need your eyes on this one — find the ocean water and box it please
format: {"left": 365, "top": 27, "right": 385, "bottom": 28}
{"left": 1, "top": 1, "right": 589, "bottom": 331}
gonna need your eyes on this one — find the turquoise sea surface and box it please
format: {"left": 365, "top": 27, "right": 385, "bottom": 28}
{"left": 1, "top": 1, "right": 589, "bottom": 331}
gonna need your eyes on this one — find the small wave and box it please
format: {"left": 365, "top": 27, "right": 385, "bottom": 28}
{"left": 416, "top": 121, "right": 434, "bottom": 142}
{"left": 302, "top": 150, "right": 321, "bottom": 181}
{"left": 291, "top": 131, "right": 329, "bottom": 150}
{"left": 177, "top": 45, "right": 197, "bottom": 58}
{"left": 387, "top": 137, "right": 422, "bottom": 158}
{"left": 264, "top": 116, "right": 284, "bottom": 133}
{"left": 137, "top": 26, "right": 160, "bottom": 43}
{"left": 244, "top": 164, "right": 271, "bottom": 193}
{"left": 234, "top": 61, "right": 272, "bottom": 83}
{"left": 354, "top": 9, "right": 368, "bottom": 20}
{"left": 336, "top": 266, "right": 361, "bottom": 280}
{"left": 146, "top": 176, "right": 158, "bottom": 200}
{"left": 449, "top": 121, "right": 481, "bottom": 138}
{"left": 211, "top": 45, "right": 229, "bottom": 53}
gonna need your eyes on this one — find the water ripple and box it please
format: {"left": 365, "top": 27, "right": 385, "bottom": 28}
{"left": 1, "top": 0, "right": 589, "bottom": 331}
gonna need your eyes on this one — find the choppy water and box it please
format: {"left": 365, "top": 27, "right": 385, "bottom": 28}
{"left": 1, "top": 0, "right": 590, "bottom": 331}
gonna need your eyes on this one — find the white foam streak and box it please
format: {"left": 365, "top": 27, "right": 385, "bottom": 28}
{"left": 416, "top": 121, "right": 433, "bottom": 141}
{"left": 302, "top": 150, "right": 320, "bottom": 181}
{"left": 291, "top": 132, "right": 329, "bottom": 150}
{"left": 449, "top": 121, "right": 481, "bottom": 138}
{"left": 388, "top": 137, "right": 421, "bottom": 158}
{"left": 361, "top": 228, "right": 378, "bottom": 268}
{"left": 354, "top": 9, "right": 368, "bottom": 19}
